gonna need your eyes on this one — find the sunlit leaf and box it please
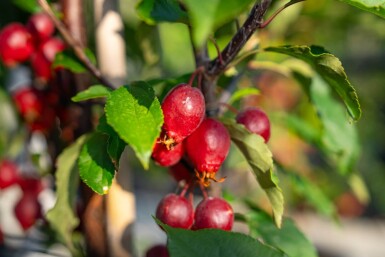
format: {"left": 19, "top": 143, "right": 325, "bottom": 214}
{"left": 105, "top": 82, "right": 163, "bottom": 169}
{"left": 338, "top": 0, "right": 385, "bottom": 19}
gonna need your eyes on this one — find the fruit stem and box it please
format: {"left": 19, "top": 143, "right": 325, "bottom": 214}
{"left": 187, "top": 66, "right": 205, "bottom": 88}
{"left": 209, "top": 36, "right": 224, "bottom": 66}
{"left": 199, "top": 183, "right": 209, "bottom": 199}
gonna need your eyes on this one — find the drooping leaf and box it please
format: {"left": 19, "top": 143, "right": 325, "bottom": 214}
{"left": 46, "top": 135, "right": 87, "bottom": 253}
{"left": 338, "top": 0, "right": 385, "bottom": 19}
{"left": 182, "top": 0, "right": 255, "bottom": 47}
{"left": 222, "top": 119, "right": 284, "bottom": 228}
{"left": 240, "top": 205, "right": 318, "bottom": 257}
{"left": 97, "top": 115, "right": 126, "bottom": 168}
{"left": 53, "top": 48, "right": 96, "bottom": 73}
{"left": 265, "top": 45, "right": 361, "bottom": 121}
{"left": 156, "top": 219, "right": 288, "bottom": 257}
{"left": 105, "top": 82, "right": 163, "bottom": 169}
{"left": 228, "top": 88, "right": 260, "bottom": 104}
{"left": 78, "top": 132, "right": 116, "bottom": 195}
{"left": 71, "top": 85, "right": 112, "bottom": 102}
{"left": 136, "top": 0, "right": 188, "bottom": 24}
{"left": 310, "top": 76, "right": 360, "bottom": 175}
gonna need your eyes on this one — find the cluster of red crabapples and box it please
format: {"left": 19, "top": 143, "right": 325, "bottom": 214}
{"left": 150, "top": 82, "right": 271, "bottom": 234}
{"left": 0, "top": 13, "right": 68, "bottom": 135}
{"left": 0, "top": 159, "right": 45, "bottom": 234}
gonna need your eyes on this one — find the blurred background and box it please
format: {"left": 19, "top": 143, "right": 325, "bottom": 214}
{"left": 0, "top": 0, "right": 384, "bottom": 256}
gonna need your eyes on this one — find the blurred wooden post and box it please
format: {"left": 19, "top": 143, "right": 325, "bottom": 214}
{"left": 94, "top": 0, "right": 136, "bottom": 257}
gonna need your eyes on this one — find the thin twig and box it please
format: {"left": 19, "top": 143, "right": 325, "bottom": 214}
{"left": 37, "top": 0, "right": 115, "bottom": 89}
{"left": 207, "top": 0, "right": 273, "bottom": 76}
{"left": 260, "top": 0, "right": 306, "bottom": 28}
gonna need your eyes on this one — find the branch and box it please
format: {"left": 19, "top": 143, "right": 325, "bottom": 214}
{"left": 207, "top": 0, "right": 273, "bottom": 76}
{"left": 37, "top": 0, "right": 115, "bottom": 89}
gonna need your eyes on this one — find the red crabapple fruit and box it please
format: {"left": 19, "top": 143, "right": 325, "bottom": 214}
{"left": 193, "top": 197, "right": 234, "bottom": 231}
{"left": 0, "top": 23, "right": 34, "bottom": 66}
{"left": 14, "top": 193, "right": 41, "bottom": 231}
{"left": 156, "top": 193, "right": 194, "bottom": 229}
{"left": 236, "top": 107, "right": 271, "bottom": 142}
{"left": 185, "top": 118, "right": 230, "bottom": 174}
{"left": 152, "top": 140, "right": 184, "bottom": 167}
{"left": 26, "top": 13, "right": 55, "bottom": 42}
{"left": 168, "top": 162, "right": 193, "bottom": 183}
{"left": 0, "top": 160, "right": 20, "bottom": 189}
{"left": 161, "top": 84, "right": 205, "bottom": 144}
{"left": 145, "top": 244, "right": 169, "bottom": 257}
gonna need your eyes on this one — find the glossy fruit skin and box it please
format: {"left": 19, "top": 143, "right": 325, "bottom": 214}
{"left": 14, "top": 194, "right": 41, "bottom": 231}
{"left": 156, "top": 193, "right": 194, "bottom": 229}
{"left": 152, "top": 141, "right": 184, "bottom": 167}
{"left": 31, "top": 37, "right": 65, "bottom": 81}
{"left": 26, "top": 13, "right": 55, "bottom": 42}
{"left": 0, "top": 160, "right": 20, "bottom": 189}
{"left": 12, "top": 87, "right": 43, "bottom": 123}
{"left": 185, "top": 118, "right": 230, "bottom": 173}
{"left": 161, "top": 84, "right": 205, "bottom": 143}
{"left": 193, "top": 197, "right": 233, "bottom": 231}
{"left": 146, "top": 244, "right": 169, "bottom": 257}
{"left": 0, "top": 23, "right": 34, "bottom": 66}
{"left": 236, "top": 107, "right": 271, "bottom": 142}
{"left": 169, "top": 162, "right": 193, "bottom": 183}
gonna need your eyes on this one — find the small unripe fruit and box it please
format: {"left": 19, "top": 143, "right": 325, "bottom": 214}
{"left": 152, "top": 141, "right": 184, "bottom": 167}
{"left": 185, "top": 118, "right": 230, "bottom": 173}
{"left": 156, "top": 193, "right": 194, "bottom": 229}
{"left": 161, "top": 84, "right": 205, "bottom": 143}
{"left": 26, "top": 13, "right": 55, "bottom": 42}
{"left": 0, "top": 160, "right": 20, "bottom": 189}
{"left": 0, "top": 23, "right": 34, "bottom": 66}
{"left": 236, "top": 107, "right": 271, "bottom": 142}
{"left": 193, "top": 197, "right": 234, "bottom": 231}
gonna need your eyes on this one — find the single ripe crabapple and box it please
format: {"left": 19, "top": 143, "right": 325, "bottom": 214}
{"left": 185, "top": 118, "right": 230, "bottom": 185}
{"left": 145, "top": 244, "right": 169, "bottom": 257}
{"left": 26, "top": 13, "right": 55, "bottom": 42}
{"left": 193, "top": 197, "right": 234, "bottom": 231}
{"left": 0, "top": 159, "right": 20, "bottom": 189}
{"left": 12, "top": 86, "right": 43, "bottom": 123}
{"left": 14, "top": 193, "right": 42, "bottom": 231}
{"left": 236, "top": 107, "right": 271, "bottom": 142}
{"left": 161, "top": 83, "right": 205, "bottom": 144}
{"left": 152, "top": 140, "right": 184, "bottom": 167}
{"left": 156, "top": 193, "right": 194, "bottom": 229}
{"left": 0, "top": 23, "right": 34, "bottom": 66}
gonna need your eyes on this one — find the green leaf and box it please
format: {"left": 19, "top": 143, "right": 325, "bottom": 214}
{"left": 97, "top": 115, "right": 126, "bottom": 168}
{"left": 71, "top": 85, "right": 112, "bottom": 102}
{"left": 105, "top": 82, "right": 163, "bottom": 169}
{"left": 338, "top": 0, "right": 385, "bottom": 19}
{"left": 310, "top": 76, "right": 360, "bottom": 175}
{"left": 157, "top": 219, "right": 288, "bottom": 257}
{"left": 222, "top": 119, "right": 284, "bottom": 228}
{"left": 12, "top": 0, "right": 40, "bottom": 13}
{"left": 78, "top": 132, "right": 116, "bottom": 195}
{"left": 53, "top": 48, "right": 96, "bottom": 73}
{"left": 183, "top": 0, "right": 255, "bottom": 47}
{"left": 136, "top": 0, "right": 188, "bottom": 24}
{"left": 228, "top": 88, "right": 260, "bottom": 104}
{"left": 241, "top": 207, "right": 318, "bottom": 257}
{"left": 265, "top": 45, "right": 361, "bottom": 121}
{"left": 46, "top": 135, "right": 87, "bottom": 253}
